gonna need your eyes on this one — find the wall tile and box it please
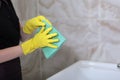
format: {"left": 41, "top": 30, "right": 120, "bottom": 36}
{"left": 100, "top": 0, "right": 120, "bottom": 19}
{"left": 91, "top": 20, "right": 120, "bottom": 63}
{"left": 89, "top": 0, "right": 101, "bottom": 18}
{"left": 38, "top": 0, "right": 90, "bottom": 19}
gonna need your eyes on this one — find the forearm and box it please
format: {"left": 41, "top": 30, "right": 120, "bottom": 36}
{"left": 0, "top": 45, "right": 23, "bottom": 63}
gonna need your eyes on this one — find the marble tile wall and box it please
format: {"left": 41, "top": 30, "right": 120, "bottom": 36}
{"left": 12, "top": 0, "right": 120, "bottom": 80}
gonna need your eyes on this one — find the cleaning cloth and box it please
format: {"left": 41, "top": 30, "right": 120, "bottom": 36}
{"left": 36, "top": 20, "right": 66, "bottom": 59}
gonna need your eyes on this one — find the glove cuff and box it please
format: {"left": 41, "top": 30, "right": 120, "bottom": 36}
{"left": 21, "top": 39, "right": 35, "bottom": 55}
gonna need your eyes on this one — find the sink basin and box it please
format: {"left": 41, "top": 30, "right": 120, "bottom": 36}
{"left": 47, "top": 60, "right": 120, "bottom": 80}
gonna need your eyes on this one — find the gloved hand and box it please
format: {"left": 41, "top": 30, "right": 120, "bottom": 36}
{"left": 21, "top": 27, "right": 59, "bottom": 55}
{"left": 23, "top": 16, "right": 52, "bottom": 34}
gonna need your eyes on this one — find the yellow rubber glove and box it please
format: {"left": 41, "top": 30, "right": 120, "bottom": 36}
{"left": 21, "top": 27, "right": 59, "bottom": 55}
{"left": 23, "top": 16, "right": 52, "bottom": 34}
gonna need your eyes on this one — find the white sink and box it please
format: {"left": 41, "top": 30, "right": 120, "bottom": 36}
{"left": 47, "top": 60, "right": 120, "bottom": 80}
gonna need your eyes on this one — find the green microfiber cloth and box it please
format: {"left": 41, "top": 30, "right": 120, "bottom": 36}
{"left": 36, "top": 20, "right": 66, "bottom": 59}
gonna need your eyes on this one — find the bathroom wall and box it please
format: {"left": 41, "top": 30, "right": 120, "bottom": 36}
{"left": 12, "top": 0, "right": 120, "bottom": 80}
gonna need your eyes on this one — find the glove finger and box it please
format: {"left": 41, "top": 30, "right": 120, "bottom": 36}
{"left": 44, "top": 27, "right": 52, "bottom": 34}
{"left": 47, "top": 44, "right": 58, "bottom": 48}
{"left": 36, "top": 21, "right": 45, "bottom": 27}
{"left": 37, "top": 16, "right": 52, "bottom": 26}
{"left": 37, "top": 16, "right": 46, "bottom": 21}
{"left": 47, "top": 33, "right": 58, "bottom": 38}
{"left": 38, "top": 26, "right": 45, "bottom": 33}
{"left": 48, "top": 39, "right": 59, "bottom": 43}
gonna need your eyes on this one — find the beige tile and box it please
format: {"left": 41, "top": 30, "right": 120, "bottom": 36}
{"left": 99, "top": 20, "right": 120, "bottom": 42}
{"left": 12, "top": 0, "right": 39, "bottom": 20}
{"left": 38, "top": 0, "right": 90, "bottom": 19}
{"left": 91, "top": 19, "right": 120, "bottom": 63}
{"left": 85, "top": 19, "right": 101, "bottom": 60}
{"left": 100, "top": 0, "right": 120, "bottom": 19}
{"left": 89, "top": 0, "right": 101, "bottom": 19}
